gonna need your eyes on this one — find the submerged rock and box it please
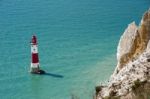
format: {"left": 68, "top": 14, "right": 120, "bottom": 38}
{"left": 96, "top": 9, "right": 150, "bottom": 99}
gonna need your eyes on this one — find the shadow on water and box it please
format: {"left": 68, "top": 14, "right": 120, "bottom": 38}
{"left": 43, "top": 72, "right": 64, "bottom": 78}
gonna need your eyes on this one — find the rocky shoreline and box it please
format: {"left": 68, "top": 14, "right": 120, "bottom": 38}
{"left": 95, "top": 9, "right": 150, "bottom": 99}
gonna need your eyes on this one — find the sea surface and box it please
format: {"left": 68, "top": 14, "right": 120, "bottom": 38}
{"left": 0, "top": 0, "right": 149, "bottom": 99}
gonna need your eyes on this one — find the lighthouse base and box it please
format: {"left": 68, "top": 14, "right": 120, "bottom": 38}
{"left": 30, "top": 68, "right": 45, "bottom": 74}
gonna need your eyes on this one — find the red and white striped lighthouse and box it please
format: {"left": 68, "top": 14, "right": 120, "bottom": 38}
{"left": 30, "top": 35, "right": 45, "bottom": 74}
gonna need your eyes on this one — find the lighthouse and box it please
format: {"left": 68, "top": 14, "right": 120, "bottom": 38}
{"left": 30, "top": 35, "right": 45, "bottom": 74}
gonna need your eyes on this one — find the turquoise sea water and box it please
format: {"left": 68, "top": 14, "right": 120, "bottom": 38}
{"left": 0, "top": 0, "right": 149, "bottom": 99}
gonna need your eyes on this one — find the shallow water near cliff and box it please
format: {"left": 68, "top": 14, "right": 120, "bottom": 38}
{"left": 0, "top": 0, "right": 149, "bottom": 99}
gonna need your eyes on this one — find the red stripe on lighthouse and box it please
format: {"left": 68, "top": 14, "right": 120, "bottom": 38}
{"left": 32, "top": 53, "right": 39, "bottom": 63}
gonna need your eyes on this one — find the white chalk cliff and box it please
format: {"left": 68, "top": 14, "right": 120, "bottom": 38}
{"left": 96, "top": 9, "right": 150, "bottom": 99}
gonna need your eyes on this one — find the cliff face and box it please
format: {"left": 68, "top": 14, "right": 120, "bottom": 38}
{"left": 96, "top": 9, "right": 150, "bottom": 99}
{"left": 116, "top": 22, "right": 138, "bottom": 70}
{"left": 116, "top": 9, "right": 150, "bottom": 72}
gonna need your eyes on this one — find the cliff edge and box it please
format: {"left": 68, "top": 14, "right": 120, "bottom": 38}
{"left": 95, "top": 9, "right": 150, "bottom": 99}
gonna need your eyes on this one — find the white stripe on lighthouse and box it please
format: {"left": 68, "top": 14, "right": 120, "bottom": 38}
{"left": 31, "top": 45, "right": 38, "bottom": 53}
{"left": 31, "top": 63, "right": 39, "bottom": 68}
